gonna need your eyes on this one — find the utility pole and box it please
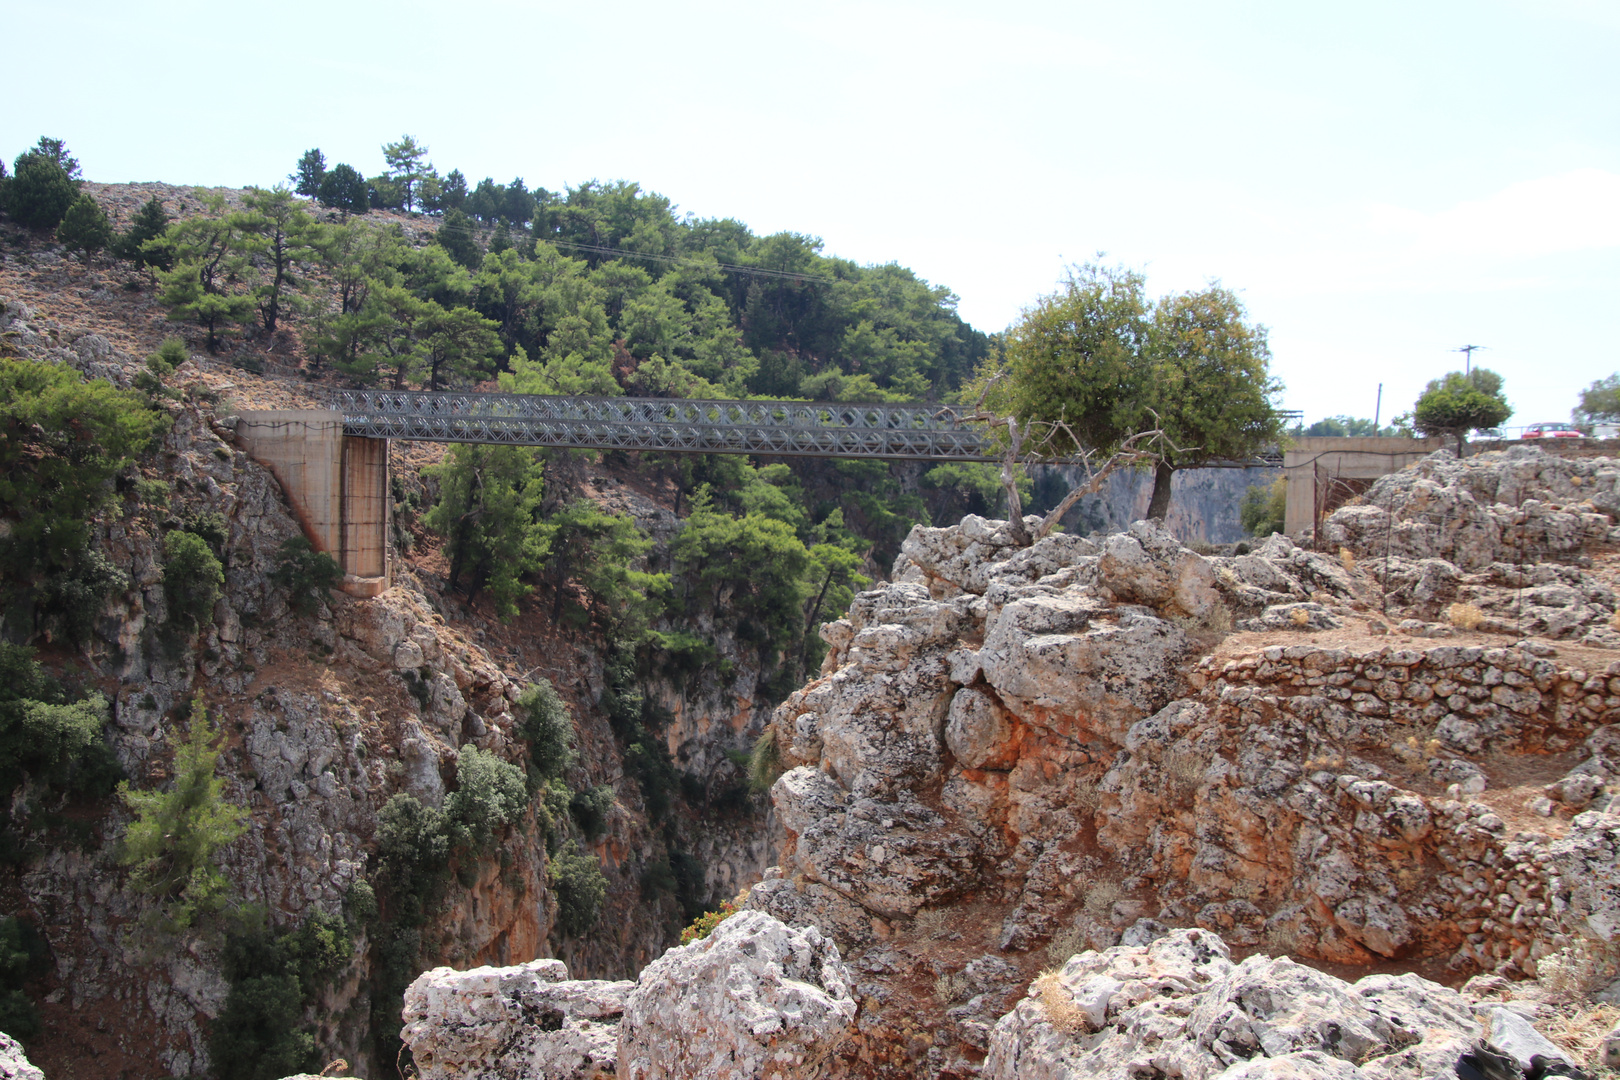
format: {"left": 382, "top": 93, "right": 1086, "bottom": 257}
{"left": 1374, "top": 383, "right": 1382, "bottom": 428}
{"left": 1455, "top": 344, "right": 1486, "bottom": 375}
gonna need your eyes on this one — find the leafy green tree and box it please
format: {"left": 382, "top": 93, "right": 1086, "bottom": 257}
{"left": 1240, "top": 476, "right": 1287, "bottom": 537}
{"left": 516, "top": 679, "right": 575, "bottom": 780}
{"left": 289, "top": 148, "right": 326, "bottom": 197}
{"left": 1575, "top": 374, "right": 1620, "bottom": 425}
{"left": 982, "top": 264, "right": 1283, "bottom": 521}
{"left": 442, "top": 745, "right": 528, "bottom": 851}
{"left": 367, "top": 173, "right": 405, "bottom": 212}
{"left": 0, "top": 916, "right": 44, "bottom": 1040}
{"left": 435, "top": 169, "right": 468, "bottom": 213}
{"left": 238, "top": 186, "right": 317, "bottom": 334}
{"left": 434, "top": 208, "right": 482, "bottom": 270}
{"left": 27, "top": 138, "right": 80, "bottom": 179}
{"left": 1411, "top": 369, "right": 1512, "bottom": 454}
{"left": 118, "top": 703, "right": 249, "bottom": 931}
{"left": 0, "top": 359, "right": 159, "bottom": 584}
{"left": 541, "top": 501, "right": 666, "bottom": 634}
{"left": 56, "top": 193, "right": 112, "bottom": 255}
{"left": 317, "top": 163, "right": 369, "bottom": 215}
{"left": 382, "top": 135, "right": 431, "bottom": 212}
{"left": 155, "top": 194, "right": 256, "bottom": 351}
{"left": 672, "top": 489, "right": 810, "bottom": 664}
{"left": 1298, "top": 415, "right": 1394, "bottom": 437}
{"left": 0, "top": 643, "right": 111, "bottom": 797}
{"left": 111, "top": 196, "right": 173, "bottom": 270}
{"left": 549, "top": 841, "right": 607, "bottom": 938}
{"left": 421, "top": 304, "right": 501, "bottom": 390}
{"left": 163, "top": 530, "right": 225, "bottom": 633}
{"left": 3, "top": 150, "right": 78, "bottom": 231}
{"left": 423, "top": 445, "right": 549, "bottom": 617}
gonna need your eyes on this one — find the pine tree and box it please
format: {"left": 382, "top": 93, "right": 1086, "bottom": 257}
{"left": 56, "top": 194, "right": 112, "bottom": 255}
{"left": 111, "top": 196, "right": 173, "bottom": 270}
{"left": 289, "top": 148, "right": 326, "bottom": 196}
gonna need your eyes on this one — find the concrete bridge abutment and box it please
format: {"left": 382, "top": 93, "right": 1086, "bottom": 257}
{"left": 234, "top": 410, "right": 390, "bottom": 597}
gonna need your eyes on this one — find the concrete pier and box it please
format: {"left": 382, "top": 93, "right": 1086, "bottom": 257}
{"left": 234, "top": 410, "right": 390, "bottom": 597}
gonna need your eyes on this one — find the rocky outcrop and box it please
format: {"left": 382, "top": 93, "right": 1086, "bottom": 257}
{"left": 399, "top": 911, "right": 856, "bottom": 1080}
{"left": 984, "top": 929, "right": 1480, "bottom": 1080}
{"left": 619, "top": 911, "right": 857, "bottom": 1079}
{"left": 739, "top": 448, "right": 1620, "bottom": 1075}
{"left": 402, "top": 959, "right": 632, "bottom": 1080}
{"left": 0, "top": 1034, "right": 44, "bottom": 1080}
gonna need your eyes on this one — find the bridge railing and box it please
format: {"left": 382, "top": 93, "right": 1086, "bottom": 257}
{"left": 330, "top": 388, "right": 1001, "bottom": 461}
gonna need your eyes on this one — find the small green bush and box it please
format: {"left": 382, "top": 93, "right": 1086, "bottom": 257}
{"left": 269, "top": 536, "right": 342, "bottom": 615}
{"left": 443, "top": 745, "right": 528, "bottom": 852}
{"left": 162, "top": 530, "right": 224, "bottom": 632}
{"left": 0, "top": 916, "right": 44, "bottom": 1040}
{"left": 550, "top": 841, "right": 607, "bottom": 939}
{"left": 679, "top": 901, "right": 738, "bottom": 945}
{"left": 56, "top": 194, "right": 112, "bottom": 255}
{"left": 516, "top": 679, "right": 575, "bottom": 780}
{"left": 569, "top": 784, "right": 614, "bottom": 842}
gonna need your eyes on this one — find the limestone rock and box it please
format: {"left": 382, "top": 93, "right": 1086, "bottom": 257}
{"left": 618, "top": 910, "right": 857, "bottom": 1079}
{"left": 0, "top": 1033, "right": 44, "bottom": 1080}
{"left": 984, "top": 930, "right": 1480, "bottom": 1080}
{"left": 401, "top": 958, "right": 632, "bottom": 1080}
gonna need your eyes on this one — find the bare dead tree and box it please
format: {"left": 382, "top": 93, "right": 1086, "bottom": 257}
{"left": 946, "top": 381, "right": 1185, "bottom": 548}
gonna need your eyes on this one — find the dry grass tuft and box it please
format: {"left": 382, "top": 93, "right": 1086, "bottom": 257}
{"left": 1541, "top": 1002, "right": 1620, "bottom": 1071}
{"left": 1539, "top": 939, "right": 1620, "bottom": 1005}
{"left": 1610, "top": 608, "right": 1620, "bottom": 633}
{"left": 1033, "top": 970, "right": 1086, "bottom": 1035}
{"left": 1046, "top": 925, "right": 1088, "bottom": 966}
{"left": 1217, "top": 565, "right": 1240, "bottom": 588}
{"left": 1339, "top": 547, "right": 1357, "bottom": 572}
{"left": 1290, "top": 607, "right": 1312, "bottom": 627}
{"left": 1083, "top": 880, "right": 1123, "bottom": 920}
{"left": 1447, "top": 602, "right": 1487, "bottom": 631}
{"left": 913, "top": 907, "right": 949, "bottom": 940}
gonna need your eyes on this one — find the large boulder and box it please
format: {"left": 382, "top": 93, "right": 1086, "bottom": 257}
{"left": 0, "top": 1033, "right": 43, "bottom": 1080}
{"left": 618, "top": 910, "right": 857, "bottom": 1079}
{"left": 401, "top": 958, "right": 632, "bottom": 1080}
{"left": 983, "top": 929, "right": 1481, "bottom": 1080}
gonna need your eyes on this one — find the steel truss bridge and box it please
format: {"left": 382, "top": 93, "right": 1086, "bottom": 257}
{"left": 327, "top": 388, "right": 1290, "bottom": 465}
{"left": 332, "top": 389, "right": 1001, "bottom": 461}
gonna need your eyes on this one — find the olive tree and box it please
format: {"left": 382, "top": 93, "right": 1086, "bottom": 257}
{"left": 1411, "top": 369, "right": 1512, "bottom": 454}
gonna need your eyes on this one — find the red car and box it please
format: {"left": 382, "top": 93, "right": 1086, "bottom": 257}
{"left": 1521, "top": 422, "right": 1583, "bottom": 439}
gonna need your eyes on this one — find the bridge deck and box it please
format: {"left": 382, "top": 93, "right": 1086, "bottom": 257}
{"left": 332, "top": 389, "right": 1000, "bottom": 461}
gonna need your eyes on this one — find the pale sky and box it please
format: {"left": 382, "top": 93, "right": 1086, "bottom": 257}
{"left": 6, "top": 0, "right": 1616, "bottom": 429}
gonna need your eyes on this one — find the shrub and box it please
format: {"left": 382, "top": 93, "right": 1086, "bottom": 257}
{"left": 56, "top": 194, "right": 112, "bottom": 255}
{"left": 516, "top": 679, "right": 575, "bottom": 780}
{"left": 549, "top": 841, "right": 607, "bottom": 939}
{"left": 0, "top": 916, "right": 44, "bottom": 1040}
{"left": 111, "top": 196, "right": 173, "bottom": 270}
{"left": 118, "top": 701, "right": 248, "bottom": 932}
{"left": 0, "top": 642, "right": 111, "bottom": 796}
{"left": 569, "top": 784, "right": 614, "bottom": 842}
{"left": 162, "top": 530, "right": 225, "bottom": 632}
{"left": 39, "top": 546, "right": 128, "bottom": 646}
{"left": 443, "top": 746, "right": 528, "bottom": 852}
{"left": 269, "top": 536, "right": 342, "bottom": 615}
{"left": 208, "top": 971, "right": 315, "bottom": 1080}
{"left": 679, "top": 900, "right": 738, "bottom": 945}
{"left": 2, "top": 152, "right": 77, "bottom": 231}
{"left": 1447, "top": 602, "right": 1486, "bottom": 631}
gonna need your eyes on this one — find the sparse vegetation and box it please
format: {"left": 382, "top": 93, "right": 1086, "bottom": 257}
{"left": 270, "top": 536, "right": 343, "bottom": 615}
{"left": 679, "top": 899, "right": 739, "bottom": 945}
{"left": 1446, "top": 602, "right": 1486, "bottom": 631}
{"left": 1082, "top": 880, "right": 1122, "bottom": 920}
{"left": 1032, "top": 970, "right": 1086, "bottom": 1035}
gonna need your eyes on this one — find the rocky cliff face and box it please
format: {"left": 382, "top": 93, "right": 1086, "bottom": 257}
{"left": 0, "top": 293, "right": 772, "bottom": 1079}
{"left": 1033, "top": 462, "right": 1280, "bottom": 545}
{"left": 393, "top": 445, "right": 1620, "bottom": 1080}
{"left": 744, "top": 445, "right": 1620, "bottom": 1076}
